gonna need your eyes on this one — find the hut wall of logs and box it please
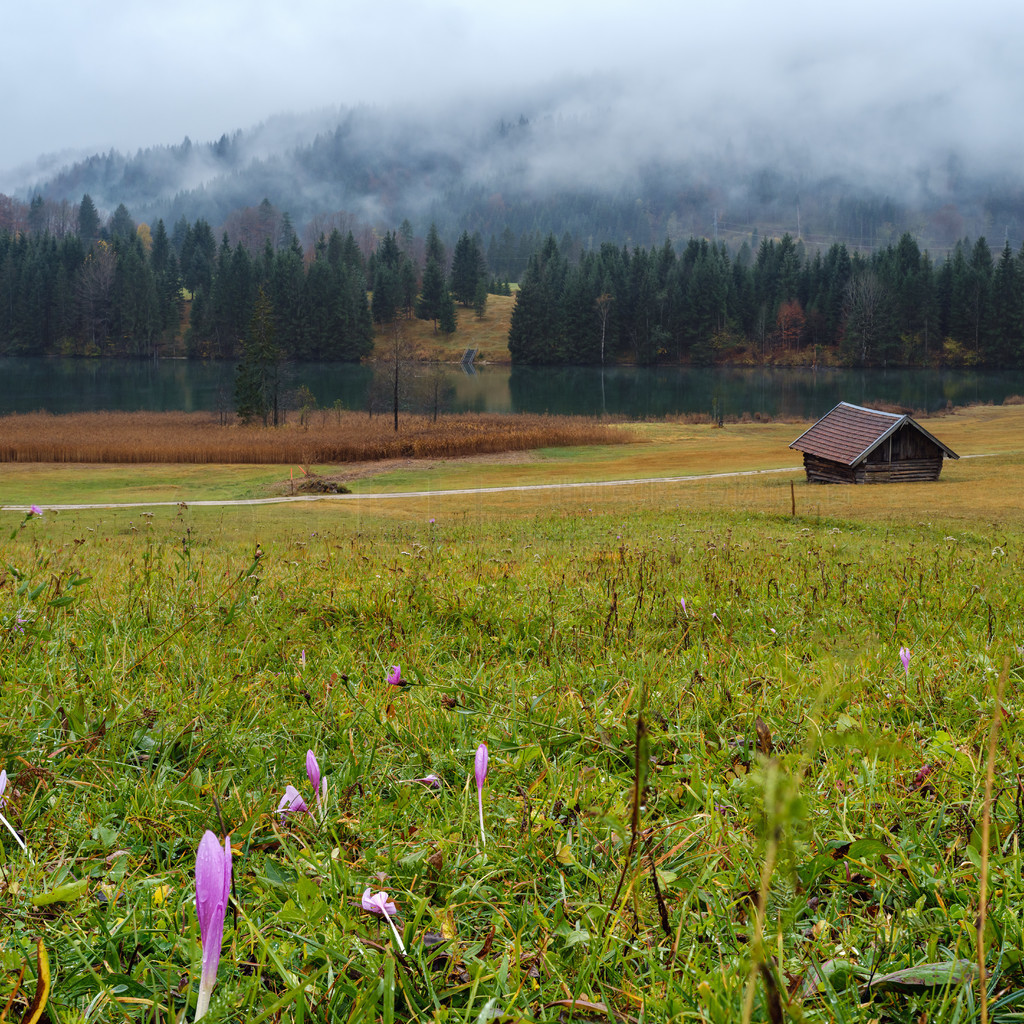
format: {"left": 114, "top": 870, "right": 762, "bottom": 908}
{"left": 790, "top": 403, "right": 958, "bottom": 484}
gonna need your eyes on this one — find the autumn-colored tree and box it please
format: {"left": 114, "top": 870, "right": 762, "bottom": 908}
{"left": 776, "top": 299, "right": 805, "bottom": 351}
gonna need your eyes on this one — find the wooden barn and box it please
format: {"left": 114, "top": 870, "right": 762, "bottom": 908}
{"left": 789, "top": 402, "right": 959, "bottom": 484}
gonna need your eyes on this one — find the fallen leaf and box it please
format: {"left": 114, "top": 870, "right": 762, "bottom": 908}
{"left": 867, "top": 960, "right": 977, "bottom": 992}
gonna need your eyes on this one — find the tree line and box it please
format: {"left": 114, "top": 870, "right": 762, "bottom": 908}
{"left": 0, "top": 194, "right": 503, "bottom": 363}
{"left": 509, "top": 232, "right": 1024, "bottom": 367}
{"left": 3, "top": 190, "right": 1024, "bottom": 369}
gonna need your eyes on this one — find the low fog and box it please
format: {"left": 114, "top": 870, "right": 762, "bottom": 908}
{"left": 4, "top": 0, "right": 1023, "bottom": 241}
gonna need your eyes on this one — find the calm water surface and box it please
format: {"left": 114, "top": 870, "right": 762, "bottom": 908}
{"left": 1, "top": 358, "right": 1023, "bottom": 420}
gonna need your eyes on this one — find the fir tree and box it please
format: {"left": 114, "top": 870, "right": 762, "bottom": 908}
{"left": 78, "top": 194, "right": 100, "bottom": 247}
{"left": 235, "top": 287, "right": 282, "bottom": 425}
{"left": 439, "top": 291, "right": 457, "bottom": 335}
{"left": 450, "top": 231, "right": 487, "bottom": 306}
{"left": 416, "top": 256, "right": 447, "bottom": 329}
{"left": 473, "top": 279, "right": 488, "bottom": 319}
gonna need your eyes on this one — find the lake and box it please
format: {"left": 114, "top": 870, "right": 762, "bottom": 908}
{"left": 1, "top": 358, "right": 1022, "bottom": 420}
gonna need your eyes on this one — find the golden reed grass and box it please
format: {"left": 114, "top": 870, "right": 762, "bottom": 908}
{"left": 0, "top": 411, "right": 627, "bottom": 464}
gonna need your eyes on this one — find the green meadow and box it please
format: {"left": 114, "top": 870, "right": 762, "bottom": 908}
{"left": 2, "top": 409, "right": 1024, "bottom": 1023}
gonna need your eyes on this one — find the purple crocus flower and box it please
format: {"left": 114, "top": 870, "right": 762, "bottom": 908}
{"left": 194, "top": 830, "right": 232, "bottom": 1020}
{"left": 680, "top": 597, "right": 687, "bottom": 616}
{"left": 899, "top": 647, "right": 911, "bottom": 675}
{"left": 306, "top": 750, "right": 321, "bottom": 802}
{"left": 415, "top": 773, "right": 442, "bottom": 788}
{"left": 277, "top": 785, "right": 308, "bottom": 816}
{"left": 475, "top": 743, "right": 488, "bottom": 849}
{"left": 361, "top": 888, "right": 397, "bottom": 916}
{"left": 387, "top": 665, "right": 402, "bottom": 687}
{"left": 0, "top": 769, "right": 27, "bottom": 852}
{"left": 361, "top": 888, "right": 405, "bottom": 952}
{"left": 29, "top": 505, "right": 43, "bottom": 517}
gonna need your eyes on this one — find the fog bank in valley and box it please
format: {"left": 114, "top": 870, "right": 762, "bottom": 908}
{"left": 3, "top": 1, "right": 1023, "bottom": 247}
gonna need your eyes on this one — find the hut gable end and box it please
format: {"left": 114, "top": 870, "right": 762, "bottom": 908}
{"left": 789, "top": 402, "right": 958, "bottom": 484}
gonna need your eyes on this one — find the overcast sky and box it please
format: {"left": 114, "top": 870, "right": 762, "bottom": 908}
{"left": 3, "top": 0, "right": 1023, "bottom": 185}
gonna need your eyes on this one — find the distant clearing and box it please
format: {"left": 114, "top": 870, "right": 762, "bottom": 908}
{"left": 373, "top": 293, "right": 514, "bottom": 363}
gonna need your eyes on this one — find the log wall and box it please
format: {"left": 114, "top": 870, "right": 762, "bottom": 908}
{"left": 803, "top": 454, "right": 944, "bottom": 484}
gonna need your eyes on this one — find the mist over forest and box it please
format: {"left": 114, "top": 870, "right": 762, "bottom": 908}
{"left": 6, "top": 80, "right": 1024, "bottom": 256}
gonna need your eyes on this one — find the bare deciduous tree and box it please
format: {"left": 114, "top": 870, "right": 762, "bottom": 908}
{"left": 842, "top": 271, "right": 895, "bottom": 365}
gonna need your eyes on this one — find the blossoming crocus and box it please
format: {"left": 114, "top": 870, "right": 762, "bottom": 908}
{"left": 680, "top": 597, "right": 687, "bottom": 616}
{"left": 900, "top": 647, "right": 911, "bottom": 675}
{"left": 362, "top": 888, "right": 405, "bottom": 953}
{"left": 306, "top": 749, "right": 321, "bottom": 803}
{"left": 387, "top": 665, "right": 402, "bottom": 687}
{"left": 475, "top": 742, "right": 488, "bottom": 848}
{"left": 277, "top": 785, "right": 308, "bottom": 816}
{"left": 0, "top": 770, "right": 27, "bottom": 852}
{"left": 194, "top": 830, "right": 232, "bottom": 1021}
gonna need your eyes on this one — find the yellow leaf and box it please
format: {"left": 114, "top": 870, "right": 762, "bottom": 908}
{"left": 556, "top": 843, "right": 574, "bottom": 865}
{"left": 21, "top": 938, "right": 50, "bottom": 1024}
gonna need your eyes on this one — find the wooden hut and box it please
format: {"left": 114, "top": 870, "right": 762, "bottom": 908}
{"left": 789, "top": 402, "right": 959, "bottom": 484}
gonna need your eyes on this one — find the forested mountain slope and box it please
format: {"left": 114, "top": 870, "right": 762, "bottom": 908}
{"left": 7, "top": 96, "right": 1024, "bottom": 255}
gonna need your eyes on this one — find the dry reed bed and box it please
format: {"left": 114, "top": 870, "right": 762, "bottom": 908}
{"left": 0, "top": 410, "right": 627, "bottom": 464}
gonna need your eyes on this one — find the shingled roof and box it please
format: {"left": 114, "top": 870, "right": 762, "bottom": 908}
{"left": 789, "top": 402, "right": 959, "bottom": 467}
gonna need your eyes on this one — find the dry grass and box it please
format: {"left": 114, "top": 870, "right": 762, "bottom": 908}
{"left": 0, "top": 409, "right": 627, "bottom": 464}
{"left": 373, "top": 294, "right": 515, "bottom": 363}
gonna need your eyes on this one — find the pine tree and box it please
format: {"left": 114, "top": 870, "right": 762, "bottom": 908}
{"left": 416, "top": 257, "right": 447, "bottom": 329}
{"left": 108, "top": 204, "right": 136, "bottom": 242}
{"left": 78, "top": 194, "right": 100, "bottom": 247}
{"left": 424, "top": 223, "right": 446, "bottom": 269}
{"left": 235, "top": 287, "right": 281, "bottom": 425}
{"left": 374, "top": 232, "right": 409, "bottom": 323}
{"left": 439, "top": 292, "right": 457, "bottom": 335}
{"left": 991, "top": 242, "right": 1022, "bottom": 364}
{"left": 450, "top": 231, "right": 486, "bottom": 306}
{"left": 508, "top": 237, "right": 564, "bottom": 364}
{"left": 473, "top": 279, "right": 488, "bottom": 319}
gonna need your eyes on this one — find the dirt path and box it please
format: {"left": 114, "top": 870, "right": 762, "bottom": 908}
{"left": 3, "top": 453, "right": 1000, "bottom": 514}
{"left": 2, "top": 466, "right": 804, "bottom": 512}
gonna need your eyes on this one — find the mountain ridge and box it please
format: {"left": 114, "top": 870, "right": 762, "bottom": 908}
{"left": 6, "top": 90, "right": 1024, "bottom": 254}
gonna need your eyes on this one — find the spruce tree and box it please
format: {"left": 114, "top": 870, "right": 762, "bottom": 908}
{"left": 235, "top": 287, "right": 281, "bottom": 425}
{"left": 78, "top": 194, "right": 100, "bottom": 247}
{"left": 424, "top": 223, "right": 446, "bottom": 268}
{"left": 450, "top": 231, "right": 486, "bottom": 306}
{"left": 473, "top": 279, "right": 488, "bottom": 319}
{"left": 416, "top": 257, "right": 447, "bottom": 328}
{"left": 439, "top": 292, "right": 457, "bottom": 335}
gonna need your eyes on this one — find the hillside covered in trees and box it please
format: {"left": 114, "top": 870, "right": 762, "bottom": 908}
{"left": 508, "top": 232, "right": 1024, "bottom": 368}
{"left": 1, "top": 187, "right": 1021, "bottom": 369}
{"left": 7, "top": 99, "right": 1024, "bottom": 259}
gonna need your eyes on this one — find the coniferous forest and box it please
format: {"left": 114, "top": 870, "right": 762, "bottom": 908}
{"left": 2, "top": 191, "right": 1024, "bottom": 368}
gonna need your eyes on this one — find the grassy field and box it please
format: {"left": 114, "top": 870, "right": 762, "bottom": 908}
{"left": 375, "top": 294, "right": 514, "bottom": 364}
{"left": 1, "top": 407, "right": 1024, "bottom": 1023}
